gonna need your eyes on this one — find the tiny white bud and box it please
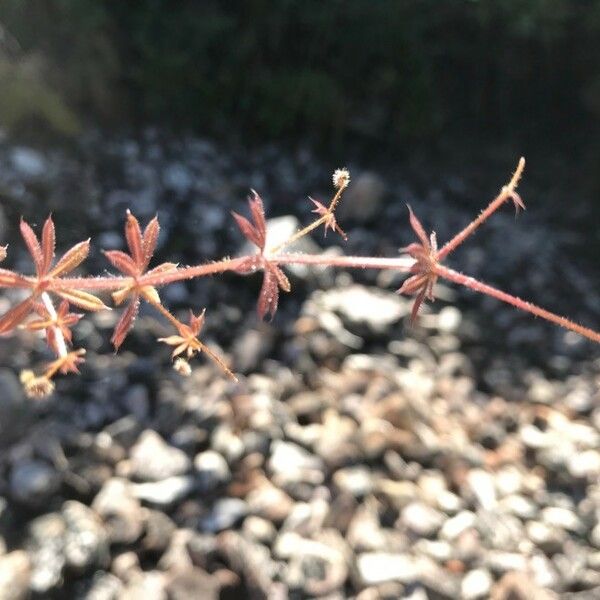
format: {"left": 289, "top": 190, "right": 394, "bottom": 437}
{"left": 332, "top": 168, "right": 350, "bottom": 190}
{"left": 173, "top": 358, "right": 192, "bottom": 377}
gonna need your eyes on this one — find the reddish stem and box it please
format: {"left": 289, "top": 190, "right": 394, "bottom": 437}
{"left": 273, "top": 254, "right": 416, "bottom": 271}
{"left": 436, "top": 157, "right": 525, "bottom": 261}
{"left": 52, "top": 254, "right": 416, "bottom": 293}
{"left": 437, "top": 264, "right": 600, "bottom": 344}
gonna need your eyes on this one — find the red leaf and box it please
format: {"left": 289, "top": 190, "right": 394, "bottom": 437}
{"left": 231, "top": 191, "right": 267, "bottom": 251}
{"left": 55, "top": 289, "right": 107, "bottom": 312}
{"left": 257, "top": 268, "right": 278, "bottom": 321}
{"left": 410, "top": 288, "right": 427, "bottom": 323}
{"left": 125, "top": 210, "right": 144, "bottom": 267}
{"left": 248, "top": 191, "right": 267, "bottom": 249}
{"left": 257, "top": 263, "right": 291, "bottom": 321}
{"left": 103, "top": 250, "right": 138, "bottom": 276}
{"left": 272, "top": 264, "right": 291, "bottom": 293}
{"left": 41, "top": 217, "right": 56, "bottom": 275}
{"left": 50, "top": 240, "right": 90, "bottom": 277}
{"left": 406, "top": 205, "right": 430, "bottom": 249}
{"left": 20, "top": 219, "right": 44, "bottom": 276}
{"left": 142, "top": 216, "right": 160, "bottom": 270}
{"left": 0, "top": 297, "right": 35, "bottom": 333}
{"left": 111, "top": 297, "right": 140, "bottom": 350}
{"left": 0, "top": 268, "right": 30, "bottom": 288}
{"left": 231, "top": 211, "right": 263, "bottom": 249}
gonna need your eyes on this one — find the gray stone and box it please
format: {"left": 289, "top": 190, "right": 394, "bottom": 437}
{"left": 80, "top": 572, "right": 124, "bottom": 599}
{"left": 130, "top": 430, "right": 191, "bottom": 481}
{"left": 242, "top": 516, "right": 277, "bottom": 544}
{"left": 439, "top": 511, "right": 476, "bottom": 541}
{"left": 131, "top": 476, "right": 195, "bottom": 506}
{"left": 10, "top": 147, "right": 46, "bottom": 178}
{"left": 26, "top": 513, "right": 66, "bottom": 593}
{"left": 268, "top": 440, "right": 325, "bottom": 485}
{"left": 165, "top": 567, "right": 220, "bottom": 600}
{"left": 122, "top": 385, "right": 150, "bottom": 422}
{"left": 62, "top": 500, "right": 109, "bottom": 571}
{"left": 466, "top": 469, "right": 497, "bottom": 509}
{"left": 499, "top": 494, "right": 538, "bottom": 520}
{"left": 333, "top": 466, "right": 374, "bottom": 497}
{"left": 400, "top": 502, "right": 445, "bottom": 537}
{"left": 0, "top": 551, "right": 30, "bottom": 600}
{"left": 200, "top": 498, "right": 248, "bottom": 533}
{"left": 485, "top": 551, "right": 528, "bottom": 575}
{"left": 92, "top": 478, "right": 144, "bottom": 544}
{"left": 193, "top": 450, "right": 231, "bottom": 493}
{"left": 541, "top": 506, "right": 584, "bottom": 534}
{"left": 568, "top": 451, "right": 600, "bottom": 479}
{"left": 9, "top": 459, "right": 60, "bottom": 507}
{"left": 526, "top": 521, "right": 566, "bottom": 555}
{"left": 461, "top": 568, "right": 493, "bottom": 600}
{"left": 340, "top": 171, "right": 386, "bottom": 221}
{"left": 0, "top": 370, "right": 32, "bottom": 449}
{"left": 590, "top": 523, "right": 600, "bottom": 549}
{"left": 355, "top": 552, "right": 418, "bottom": 586}
{"left": 313, "top": 285, "right": 407, "bottom": 333}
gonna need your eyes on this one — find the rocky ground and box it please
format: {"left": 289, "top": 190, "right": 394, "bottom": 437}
{"left": 0, "top": 132, "right": 598, "bottom": 599}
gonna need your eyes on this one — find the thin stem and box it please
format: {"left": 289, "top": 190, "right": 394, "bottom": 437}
{"left": 52, "top": 257, "right": 247, "bottom": 292}
{"left": 268, "top": 215, "right": 327, "bottom": 255}
{"left": 148, "top": 297, "right": 182, "bottom": 330}
{"left": 437, "top": 264, "right": 600, "bottom": 344}
{"left": 48, "top": 275, "right": 132, "bottom": 291}
{"left": 41, "top": 292, "right": 67, "bottom": 358}
{"left": 269, "top": 180, "right": 348, "bottom": 255}
{"left": 273, "top": 253, "right": 416, "bottom": 271}
{"left": 436, "top": 157, "right": 525, "bottom": 261}
{"left": 52, "top": 254, "right": 415, "bottom": 293}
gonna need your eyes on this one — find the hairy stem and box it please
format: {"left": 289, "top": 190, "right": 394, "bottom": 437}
{"left": 436, "top": 157, "right": 525, "bottom": 261}
{"left": 273, "top": 254, "right": 416, "bottom": 271}
{"left": 41, "top": 292, "right": 68, "bottom": 358}
{"left": 268, "top": 215, "right": 327, "bottom": 255}
{"left": 437, "top": 264, "right": 600, "bottom": 344}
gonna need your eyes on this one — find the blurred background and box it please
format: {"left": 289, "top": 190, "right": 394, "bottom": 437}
{"left": 0, "top": 2, "right": 599, "bottom": 599}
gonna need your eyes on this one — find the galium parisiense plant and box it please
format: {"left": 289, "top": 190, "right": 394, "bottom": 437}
{"left": 0, "top": 158, "right": 598, "bottom": 398}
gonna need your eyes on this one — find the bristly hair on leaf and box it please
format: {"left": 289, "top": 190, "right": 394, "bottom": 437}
{"left": 231, "top": 190, "right": 267, "bottom": 252}
{"left": 231, "top": 191, "right": 291, "bottom": 320}
{"left": 0, "top": 216, "right": 104, "bottom": 334}
{"left": 105, "top": 210, "right": 169, "bottom": 351}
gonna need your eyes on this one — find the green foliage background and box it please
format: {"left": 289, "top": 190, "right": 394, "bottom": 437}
{"left": 0, "top": 0, "right": 598, "bottom": 146}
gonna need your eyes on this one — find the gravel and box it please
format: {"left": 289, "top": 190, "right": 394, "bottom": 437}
{"left": 0, "top": 133, "right": 598, "bottom": 598}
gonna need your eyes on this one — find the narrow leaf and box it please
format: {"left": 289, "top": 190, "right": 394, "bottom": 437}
{"left": 231, "top": 211, "right": 262, "bottom": 249}
{"left": 103, "top": 250, "right": 138, "bottom": 276}
{"left": 0, "top": 268, "right": 30, "bottom": 288}
{"left": 41, "top": 217, "right": 56, "bottom": 275}
{"left": 272, "top": 264, "right": 291, "bottom": 293}
{"left": 55, "top": 289, "right": 108, "bottom": 312}
{"left": 50, "top": 240, "right": 90, "bottom": 277}
{"left": 125, "top": 210, "right": 143, "bottom": 266}
{"left": 410, "top": 288, "right": 427, "bottom": 323}
{"left": 257, "top": 268, "right": 280, "bottom": 321}
{"left": 111, "top": 297, "right": 140, "bottom": 350}
{"left": 0, "top": 297, "right": 35, "bottom": 333}
{"left": 142, "top": 216, "right": 160, "bottom": 269}
{"left": 406, "top": 205, "right": 430, "bottom": 249}
{"left": 20, "top": 219, "right": 43, "bottom": 275}
{"left": 249, "top": 191, "right": 267, "bottom": 250}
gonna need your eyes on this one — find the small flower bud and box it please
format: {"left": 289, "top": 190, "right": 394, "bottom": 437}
{"left": 332, "top": 168, "right": 350, "bottom": 190}
{"left": 20, "top": 370, "right": 55, "bottom": 399}
{"left": 173, "top": 358, "right": 192, "bottom": 376}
